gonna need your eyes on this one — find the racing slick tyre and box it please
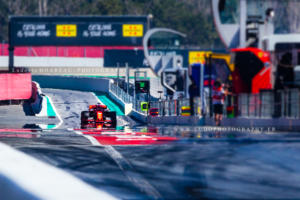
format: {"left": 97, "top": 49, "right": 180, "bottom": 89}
{"left": 81, "top": 111, "right": 89, "bottom": 123}
{"left": 104, "top": 111, "right": 117, "bottom": 128}
{"left": 110, "top": 112, "right": 117, "bottom": 128}
{"left": 81, "top": 124, "right": 89, "bottom": 129}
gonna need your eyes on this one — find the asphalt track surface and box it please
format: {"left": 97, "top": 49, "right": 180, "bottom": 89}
{"left": 1, "top": 89, "right": 300, "bottom": 199}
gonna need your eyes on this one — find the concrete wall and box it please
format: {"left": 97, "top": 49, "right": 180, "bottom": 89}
{"left": 147, "top": 115, "right": 204, "bottom": 126}
{"left": 205, "top": 117, "right": 300, "bottom": 131}
{"left": 127, "top": 109, "right": 205, "bottom": 126}
{"left": 32, "top": 75, "right": 110, "bottom": 92}
{"left": 107, "top": 91, "right": 132, "bottom": 115}
{"left": 129, "top": 109, "right": 147, "bottom": 123}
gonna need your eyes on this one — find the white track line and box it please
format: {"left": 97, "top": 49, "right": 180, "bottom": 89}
{"left": 0, "top": 142, "right": 116, "bottom": 200}
{"left": 74, "top": 130, "right": 162, "bottom": 199}
{"left": 91, "top": 92, "right": 105, "bottom": 105}
{"left": 74, "top": 130, "right": 100, "bottom": 146}
{"left": 46, "top": 95, "right": 63, "bottom": 129}
{"left": 35, "top": 84, "right": 63, "bottom": 129}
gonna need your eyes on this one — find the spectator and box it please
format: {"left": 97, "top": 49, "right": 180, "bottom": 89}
{"left": 275, "top": 52, "right": 294, "bottom": 90}
{"left": 274, "top": 52, "right": 293, "bottom": 117}
{"left": 188, "top": 78, "right": 200, "bottom": 115}
{"left": 212, "top": 80, "right": 226, "bottom": 126}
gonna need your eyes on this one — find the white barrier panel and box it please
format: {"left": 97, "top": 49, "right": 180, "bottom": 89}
{"left": 107, "top": 90, "right": 132, "bottom": 115}
{"left": 0, "top": 56, "right": 103, "bottom": 67}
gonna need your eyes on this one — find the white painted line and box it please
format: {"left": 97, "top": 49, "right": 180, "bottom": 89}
{"left": 74, "top": 130, "right": 162, "bottom": 199}
{"left": 103, "top": 145, "right": 162, "bottom": 199}
{"left": 91, "top": 92, "right": 104, "bottom": 105}
{"left": 74, "top": 130, "right": 100, "bottom": 146}
{"left": 0, "top": 142, "right": 116, "bottom": 200}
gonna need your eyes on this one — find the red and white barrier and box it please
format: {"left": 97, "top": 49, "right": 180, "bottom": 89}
{"left": 0, "top": 72, "right": 32, "bottom": 101}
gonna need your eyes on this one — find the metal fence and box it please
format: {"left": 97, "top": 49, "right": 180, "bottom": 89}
{"left": 141, "top": 89, "right": 300, "bottom": 119}
{"left": 135, "top": 97, "right": 204, "bottom": 117}
{"left": 231, "top": 89, "right": 300, "bottom": 118}
{"left": 109, "top": 82, "right": 133, "bottom": 103}
{"left": 109, "top": 80, "right": 300, "bottom": 119}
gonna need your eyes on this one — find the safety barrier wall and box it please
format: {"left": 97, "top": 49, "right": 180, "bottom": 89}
{"left": 129, "top": 109, "right": 147, "bottom": 123}
{"left": 0, "top": 72, "right": 32, "bottom": 101}
{"left": 204, "top": 117, "right": 300, "bottom": 131}
{"left": 109, "top": 83, "right": 133, "bottom": 103}
{"left": 108, "top": 83, "right": 133, "bottom": 115}
{"left": 32, "top": 75, "right": 110, "bottom": 92}
{"left": 147, "top": 115, "right": 204, "bottom": 125}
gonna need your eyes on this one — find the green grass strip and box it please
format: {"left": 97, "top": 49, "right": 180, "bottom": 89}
{"left": 46, "top": 96, "right": 56, "bottom": 117}
{"left": 94, "top": 92, "right": 124, "bottom": 116}
{"left": 45, "top": 96, "right": 58, "bottom": 129}
{"left": 47, "top": 124, "right": 57, "bottom": 129}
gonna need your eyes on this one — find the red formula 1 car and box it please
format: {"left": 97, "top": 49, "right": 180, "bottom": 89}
{"left": 81, "top": 104, "right": 117, "bottom": 129}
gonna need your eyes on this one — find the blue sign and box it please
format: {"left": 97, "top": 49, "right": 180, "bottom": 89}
{"left": 9, "top": 16, "right": 148, "bottom": 46}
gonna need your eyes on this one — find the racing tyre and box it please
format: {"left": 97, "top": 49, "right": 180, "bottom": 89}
{"left": 81, "top": 124, "right": 89, "bottom": 129}
{"left": 81, "top": 111, "right": 89, "bottom": 123}
{"left": 111, "top": 112, "right": 117, "bottom": 128}
{"left": 104, "top": 111, "right": 117, "bottom": 128}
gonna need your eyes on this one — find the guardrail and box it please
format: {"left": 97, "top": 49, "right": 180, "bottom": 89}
{"left": 236, "top": 89, "right": 300, "bottom": 118}
{"left": 109, "top": 79, "right": 300, "bottom": 120}
{"left": 206, "top": 89, "right": 300, "bottom": 119}
{"left": 109, "top": 83, "right": 133, "bottom": 103}
{"left": 134, "top": 97, "right": 204, "bottom": 117}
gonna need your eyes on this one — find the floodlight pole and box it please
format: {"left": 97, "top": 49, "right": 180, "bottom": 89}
{"left": 117, "top": 62, "right": 120, "bottom": 87}
{"left": 200, "top": 62, "right": 205, "bottom": 116}
{"left": 8, "top": 20, "right": 14, "bottom": 72}
{"left": 8, "top": 46, "right": 14, "bottom": 72}
{"left": 126, "top": 62, "right": 129, "bottom": 94}
{"left": 239, "top": 0, "right": 247, "bottom": 47}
